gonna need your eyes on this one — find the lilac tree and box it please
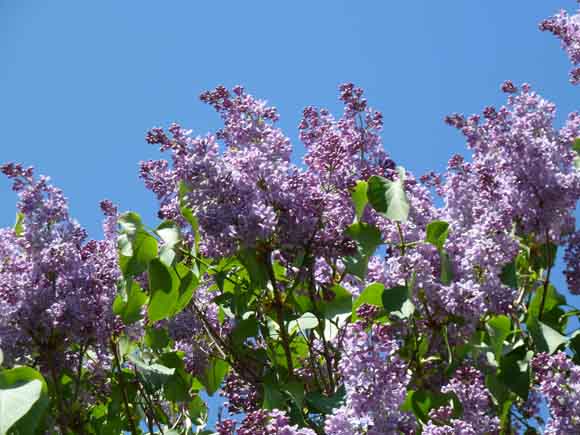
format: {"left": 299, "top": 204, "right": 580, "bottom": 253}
{"left": 2, "top": 3, "right": 580, "bottom": 434}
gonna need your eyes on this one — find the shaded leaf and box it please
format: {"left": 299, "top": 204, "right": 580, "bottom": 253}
{"left": 200, "top": 358, "right": 229, "bottom": 396}
{"left": 351, "top": 181, "right": 368, "bottom": 221}
{"left": 320, "top": 285, "right": 352, "bottom": 319}
{"left": 498, "top": 346, "right": 532, "bottom": 400}
{"left": 382, "top": 285, "right": 414, "bottom": 319}
{"left": 425, "top": 220, "right": 449, "bottom": 250}
{"left": 367, "top": 167, "right": 410, "bottom": 222}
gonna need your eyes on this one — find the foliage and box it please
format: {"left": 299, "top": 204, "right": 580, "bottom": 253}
{"left": 3, "top": 4, "right": 580, "bottom": 434}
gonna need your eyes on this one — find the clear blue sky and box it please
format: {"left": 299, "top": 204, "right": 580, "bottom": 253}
{"left": 2, "top": 0, "right": 580, "bottom": 426}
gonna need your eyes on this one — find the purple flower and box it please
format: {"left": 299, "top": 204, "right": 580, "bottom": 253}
{"left": 540, "top": 5, "right": 580, "bottom": 84}
{"left": 533, "top": 352, "right": 580, "bottom": 434}
{"left": 0, "top": 165, "right": 119, "bottom": 384}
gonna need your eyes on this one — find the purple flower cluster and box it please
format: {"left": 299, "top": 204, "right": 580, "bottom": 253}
{"left": 533, "top": 352, "right": 580, "bottom": 434}
{"left": 436, "top": 82, "right": 580, "bottom": 323}
{"left": 0, "top": 163, "right": 119, "bottom": 370}
{"left": 220, "top": 371, "right": 260, "bottom": 415}
{"left": 217, "top": 409, "right": 316, "bottom": 435}
{"left": 541, "top": 3, "right": 580, "bottom": 84}
{"left": 423, "top": 366, "right": 499, "bottom": 434}
{"left": 139, "top": 81, "right": 580, "bottom": 432}
{"left": 141, "top": 84, "right": 395, "bottom": 262}
{"left": 324, "top": 322, "right": 414, "bottom": 434}
{"left": 564, "top": 230, "right": 580, "bottom": 294}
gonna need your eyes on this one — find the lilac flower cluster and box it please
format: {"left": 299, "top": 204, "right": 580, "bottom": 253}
{"left": 564, "top": 230, "right": 580, "bottom": 294}
{"left": 436, "top": 82, "right": 580, "bottom": 323}
{"left": 220, "top": 371, "right": 260, "bottom": 415}
{"left": 139, "top": 80, "right": 580, "bottom": 433}
{"left": 217, "top": 409, "right": 316, "bottom": 435}
{"left": 533, "top": 352, "right": 580, "bottom": 434}
{"left": 540, "top": 2, "right": 580, "bottom": 84}
{"left": 324, "top": 322, "right": 414, "bottom": 434}
{"left": 141, "top": 84, "right": 395, "bottom": 262}
{"left": 423, "top": 366, "right": 499, "bottom": 434}
{"left": 0, "top": 164, "right": 119, "bottom": 370}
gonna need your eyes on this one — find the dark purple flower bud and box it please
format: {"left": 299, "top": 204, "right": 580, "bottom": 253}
{"left": 501, "top": 80, "right": 518, "bottom": 93}
{"left": 444, "top": 113, "right": 466, "bottom": 128}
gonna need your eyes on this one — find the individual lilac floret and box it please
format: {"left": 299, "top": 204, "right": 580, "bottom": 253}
{"left": 540, "top": 4, "right": 580, "bottom": 84}
{"left": 533, "top": 352, "right": 580, "bottom": 434}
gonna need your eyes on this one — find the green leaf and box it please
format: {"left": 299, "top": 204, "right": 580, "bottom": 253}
{"left": 263, "top": 381, "right": 286, "bottom": 410}
{"left": 164, "top": 373, "right": 191, "bottom": 403}
{"left": 159, "top": 245, "right": 176, "bottom": 267}
{"left": 145, "top": 327, "right": 170, "bottom": 350}
{"left": 573, "top": 138, "right": 580, "bottom": 169}
{"left": 343, "top": 222, "right": 382, "bottom": 279}
{"left": 530, "top": 242, "right": 557, "bottom": 271}
{"left": 119, "top": 230, "right": 158, "bottom": 277}
{"left": 570, "top": 332, "right": 580, "bottom": 364}
{"left": 532, "top": 321, "right": 568, "bottom": 354}
{"left": 148, "top": 259, "right": 179, "bottom": 322}
{"left": 382, "top": 285, "right": 415, "bottom": 319}
{"left": 527, "top": 284, "right": 566, "bottom": 324}
{"left": 283, "top": 381, "right": 305, "bottom": 410}
{"left": 352, "top": 282, "right": 384, "bottom": 320}
{"left": 289, "top": 312, "right": 319, "bottom": 335}
{"left": 118, "top": 211, "right": 143, "bottom": 236}
{"left": 237, "top": 247, "right": 268, "bottom": 289}
{"left": 0, "top": 381, "right": 43, "bottom": 435}
{"left": 485, "top": 373, "right": 513, "bottom": 430}
{"left": 320, "top": 285, "right": 352, "bottom": 318}
{"left": 113, "top": 281, "right": 147, "bottom": 325}
{"left": 351, "top": 181, "right": 368, "bottom": 221}
{"left": 485, "top": 372, "right": 511, "bottom": 408}
{"left": 425, "top": 220, "right": 449, "bottom": 250}
{"left": 200, "top": 358, "right": 229, "bottom": 396}
{"left": 500, "top": 261, "right": 518, "bottom": 288}
{"left": 367, "top": 168, "right": 410, "bottom": 222}
{"left": 231, "top": 316, "right": 259, "bottom": 346}
{"left": 172, "top": 267, "right": 198, "bottom": 316}
{"left": 498, "top": 346, "right": 532, "bottom": 400}
{"left": 527, "top": 285, "right": 568, "bottom": 344}
{"left": 13, "top": 212, "right": 24, "bottom": 237}
{"left": 128, "top": 352, "right": 175, "bottom": 389}
{"left": 439, "top": 249, "right": 454, "bottom": 285}
{"left": 0, "top": 367, "right": 48, "bottom": 435}
{"left": 156, "top": 221, "right": 180, "bottom": 248}
{"left": 401, "top": 390, "right": 461, "bottom": 424}
{"left": 188, "top": 395, "right": 207, "bottom": 425}
{"left": 345, "top": 223, "right": 382, "bottom": 255}
{"left": 305, "top": 387, "right": 345, "bottom": 415}
{"left": 322, "top": 313, "right": 350, "bottom": 342}
{"left": 486, "top": 315, "right": 511, "bottom": 359}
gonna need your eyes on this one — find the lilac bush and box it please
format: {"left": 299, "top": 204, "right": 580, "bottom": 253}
{"left": 3, "top": 3, "right": 580, "bottom": 435}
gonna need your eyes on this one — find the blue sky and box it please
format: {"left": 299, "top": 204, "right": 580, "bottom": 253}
{"left": 2, "top": 0, "right": 578, "bottom": 235}
{"left": 2, "top": 0, "right": 580, "bottom": 427}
